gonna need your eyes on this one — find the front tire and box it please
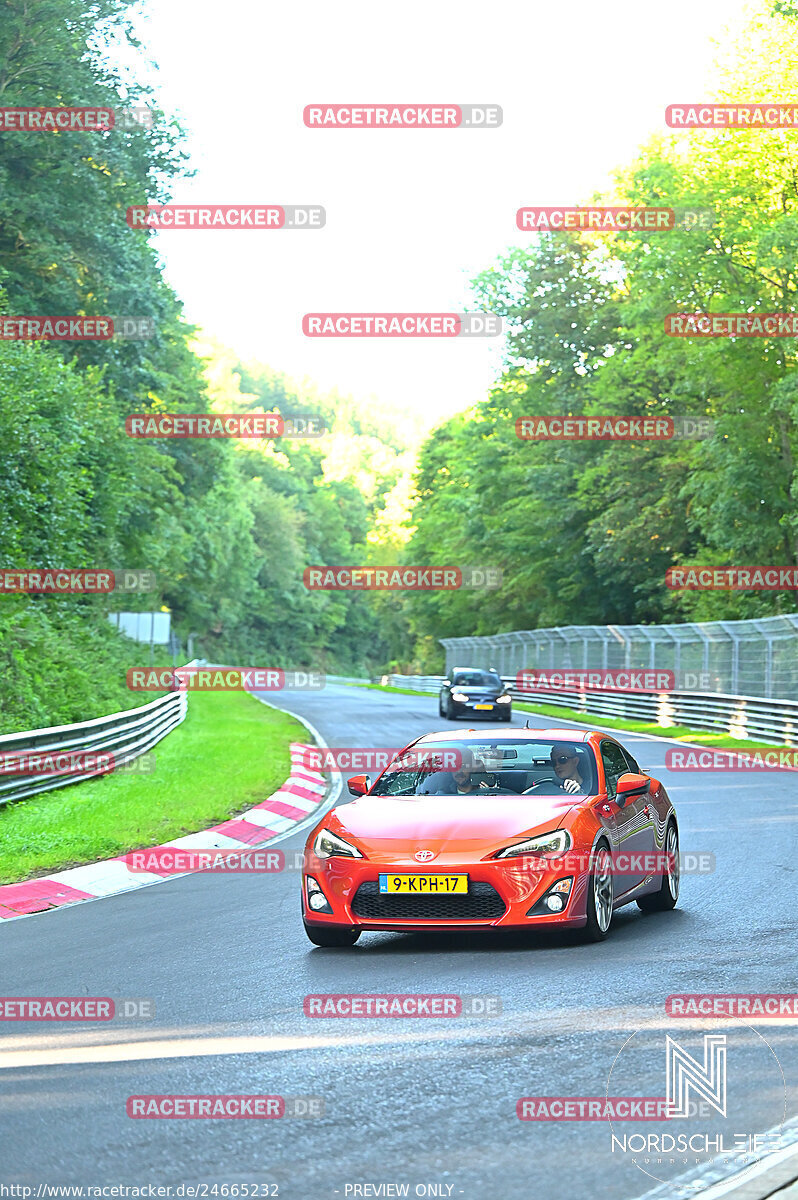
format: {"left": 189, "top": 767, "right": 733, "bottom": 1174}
{"left": 583, "top": 843, "right": 614, "bottom": 942}
{"left": 637, "top": 822, "right": 679, "bottom": 912}
{"left": 303, "top": 919, "right": 361, "bottom": 947}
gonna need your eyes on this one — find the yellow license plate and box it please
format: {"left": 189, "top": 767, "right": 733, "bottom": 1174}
{"left": 474, "top": 703, "right": 493, "bottom": 710}
{"left": 379, "top": 874, "right": 468, "bottom": 894}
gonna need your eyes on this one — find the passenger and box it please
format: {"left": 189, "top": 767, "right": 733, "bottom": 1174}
{"left": 550, "top": 744, "right": 585, "bottom": 794}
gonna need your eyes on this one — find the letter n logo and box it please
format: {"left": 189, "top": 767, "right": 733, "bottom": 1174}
{"left": 666, "top": 1034, "right": 727, "bottom": 1117}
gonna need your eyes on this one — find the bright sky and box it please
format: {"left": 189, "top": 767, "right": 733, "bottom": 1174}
{"left": 129, "top": 0, "right": 751, "bottom": 431}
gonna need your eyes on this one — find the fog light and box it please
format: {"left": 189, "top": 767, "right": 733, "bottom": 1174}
{"left": 305, "top": 874, "right": 333, "bottom": 915}
{"left": 527, "top": 875, "right": 573, "bottom": 917}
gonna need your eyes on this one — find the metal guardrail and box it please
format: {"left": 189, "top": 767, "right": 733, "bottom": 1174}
{"left": 0, "top": 662, "right": 196, "bottom": 807}
{"left": 381, "top": 675, "right": 442, "bottom": 694}
{"left": 382, "top": 674, "right": 798, "bottom": 745}
{"left": 440, "top": 614, "right": 798, "bottom": 701}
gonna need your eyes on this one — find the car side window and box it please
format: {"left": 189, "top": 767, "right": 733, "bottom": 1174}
{"left": 622, "top": 747, "right": 641, "bottom": 773}
{"left": 600, "top": 741, "right": 629, "bottom": 798}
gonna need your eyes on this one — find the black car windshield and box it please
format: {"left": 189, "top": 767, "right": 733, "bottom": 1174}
{"left": 369, "top": 738, "right": 597, "bottom": 797}
{"left": 451, "top": 671, "right": 502, "bottom": 688}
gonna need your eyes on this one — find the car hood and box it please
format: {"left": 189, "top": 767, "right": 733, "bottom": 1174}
{"left": 328, "top": 793, "right": 579, "bottom": 858}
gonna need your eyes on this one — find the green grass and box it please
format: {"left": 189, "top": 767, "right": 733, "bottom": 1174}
{"left": 0, "top": 691, "right": 310, "bottom": 884}
{"left": 352, "top": 681, "right": 786, "bottom": 752}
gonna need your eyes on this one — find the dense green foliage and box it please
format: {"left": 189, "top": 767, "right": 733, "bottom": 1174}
{"left": 2, "top": 0, "right": 798, "bottom": 717}
{"left": 0, "top": 0, "right": 404, "bottom": 729}
{"left": 396, "top": 4, "right": 798, "bottom": 668}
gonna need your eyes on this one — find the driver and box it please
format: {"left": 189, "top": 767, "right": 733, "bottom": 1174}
{"left": 418, "top": 748, "right": 491, "bottom": 794}
{"left": 453, "top": 751, "right": 491, "bottom": 794}
{"left": 550, "top": 744, "right": 585, "bottom": 794}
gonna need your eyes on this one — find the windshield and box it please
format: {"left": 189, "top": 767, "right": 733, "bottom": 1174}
{"left": 451, "top": 670, "right": 502, "bottom": 688}
{"left": 370, "top": 738, "right": 597, "bottom": 797}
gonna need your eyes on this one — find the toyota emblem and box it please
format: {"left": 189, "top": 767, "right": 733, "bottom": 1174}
{"left": 414, "top": 849, "right": 435, "bottom": 862}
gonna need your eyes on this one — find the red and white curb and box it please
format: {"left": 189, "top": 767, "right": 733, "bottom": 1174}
{"left": 0, "top": 741, "right": 329, "bottom": 921}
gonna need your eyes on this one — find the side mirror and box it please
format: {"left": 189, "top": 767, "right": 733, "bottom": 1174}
{"left": 441, "top": 680, "right": 451, "bottom": 688}
{"left": 615, "top": 772, "right": 650, "bottom": 805}
{"left": 347, "top": 774, "right": 371, "bottom": 797}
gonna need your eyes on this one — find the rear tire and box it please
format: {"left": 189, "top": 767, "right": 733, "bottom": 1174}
{"left": 582, "top": 843, "right": 614, "bottom": 942}
{"left": 303, "top": 919, "right": 361, "bottom": 947}
{"left": 637, "top": 822, "right": 679, "bottom": 912}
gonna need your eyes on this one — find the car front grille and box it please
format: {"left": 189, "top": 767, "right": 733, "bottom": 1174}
{"left": 351, "top": 880, "right": 506, "bottom": 921}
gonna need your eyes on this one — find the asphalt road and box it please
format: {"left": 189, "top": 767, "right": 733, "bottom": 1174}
{"left": 1, "top": 683, "right": 796, "bottom": 1200}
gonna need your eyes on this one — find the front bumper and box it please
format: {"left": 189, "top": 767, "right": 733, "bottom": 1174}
{"left": 302, "top": 851, "right": 588, "bottom": 932}
{"left": 450, "top": 698, "right": 512, "bottom": 719}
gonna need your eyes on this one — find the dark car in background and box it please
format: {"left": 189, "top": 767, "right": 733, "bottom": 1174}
{"left": 439, "top": 666, "right": 512, "bottom": 721}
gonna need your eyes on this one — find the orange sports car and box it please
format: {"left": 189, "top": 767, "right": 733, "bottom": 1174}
{"left": 302, "top": 728, "right": 679, "bottom": 946}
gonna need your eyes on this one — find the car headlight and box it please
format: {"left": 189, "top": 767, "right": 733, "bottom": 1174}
{"left": 496, "top": 693, "right": 512, "bottom": 703}
{"left": 495, "top": 829, "right": 571, "bottom": 858}
{"left": 451, "top": 691, "right": 468, "bottom": 702}
{"left": 312, "top": 829, "right": 363, "bottom": 859}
